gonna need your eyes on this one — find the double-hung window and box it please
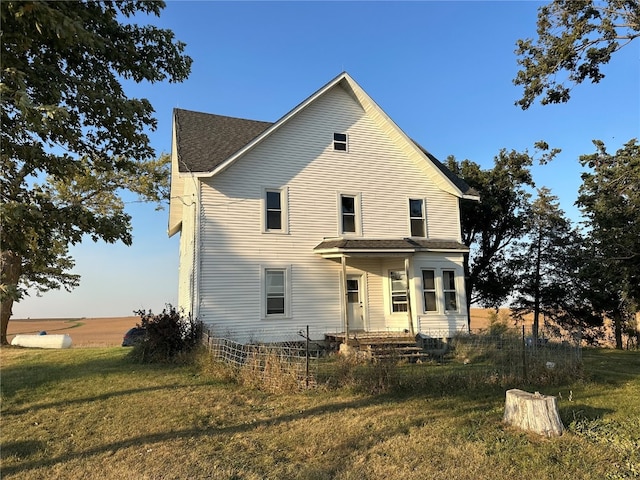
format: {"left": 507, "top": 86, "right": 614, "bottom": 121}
{"left": 409, "top": 198, "right": 426, "bottom": 237}
{"left": 389, "top": 270, "right": 408, "bottom": 313}
{"left": 339, "top": 194, "right": 360, "bottom": 235}
{"left": 422, "top": 270, "right": 437, "bottom": 312}
{"left": 443, "top": 270, "right": 457, "bottom": 311}
{"left": 265, "top": 268, "right": 287, "bottom": 316}
{"left": 264, "top": 188, "right": 287, "bottom": 233}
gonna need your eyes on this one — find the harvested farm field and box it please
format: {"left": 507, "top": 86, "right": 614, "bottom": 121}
{"left": 5, "top": 308, "right": 524, "bottom": 348}
{"left": 6, "top": 316, "right": 139, "bottom": 347}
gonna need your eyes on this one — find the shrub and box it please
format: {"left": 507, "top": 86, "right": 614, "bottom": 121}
{"left": 128, "top": 305, "right": 203, "bottom": 363}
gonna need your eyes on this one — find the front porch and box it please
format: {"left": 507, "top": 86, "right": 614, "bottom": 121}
{"left": 313, "top": 237, "right": 470, "bottom": 341}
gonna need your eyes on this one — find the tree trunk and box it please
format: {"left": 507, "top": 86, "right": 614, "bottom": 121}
{"left": 612, "top": 311, "right": 623, "bottom": 350}
{"left": 1, "top": 250, "right": 22, "bottom": 345}
{"left": 503, "top": 389, "right": 563, "bottom": 437}
{"left": 532, "top": 234, "right": 542, "bottom": 341}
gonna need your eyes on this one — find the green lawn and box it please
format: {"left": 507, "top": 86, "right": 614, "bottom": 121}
{"left": 1, "top": 347, "right": 638, "bottom": 479}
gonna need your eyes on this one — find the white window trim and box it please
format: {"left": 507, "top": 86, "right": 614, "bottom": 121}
{"left": 261, "top": 265, "right": 292, "bottom": 319}
{"left": 418, "top": 267, "right": 462, "bottom": 314}
{"left": 408, "top": 196, "right": 428, "bottom": 238}
{"left": 421, "top": 269, "right": 438, "bottom": 313}
{"left": 262, "top": 187, "right": 289, "bottom": 234}
{"left": 443, "top": 269, "right": 458, "bottom": 312}
{"left": 333, "top": 132, "right": 348, "bottom": 152}
{"left": 337, "top": 192, "right": 362, "bottom": 237}
{"left": 388, "top": 269, "right": 409, "bottom": 314}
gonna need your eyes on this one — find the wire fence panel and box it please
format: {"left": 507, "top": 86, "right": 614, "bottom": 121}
{"left": 202, "top": 328, "right": 320, "bottom": 390}
{"left": 448, "top": 325, "right": 582, "bottom": 384}
{"left": 202, "top": 324, "right": 583, "bottom": 391}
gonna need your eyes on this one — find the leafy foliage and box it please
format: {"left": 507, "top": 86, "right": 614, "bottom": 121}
{"left": 514, "top": 0, "right": 640, "bottom": 109}
{"left": 446, "top": 147, "right": 554, "bottom": 318}
{"left": 0, "top": 1, "right": 192, "bottom": 343}
{"left": 576, "top": 139, "right": 640, "bottom": 348}
{"left": 129, "top": 305, "right": 203, "bottom": 363}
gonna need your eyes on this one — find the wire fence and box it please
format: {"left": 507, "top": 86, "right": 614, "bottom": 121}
{"left": 449, "top": 325, "right": 582, "bottom": 384}
{"left": 201, "top": 324, "right": 583, "bottom": 391}
{"left": 202, "top": 327, "right": 320, "bottom": 390}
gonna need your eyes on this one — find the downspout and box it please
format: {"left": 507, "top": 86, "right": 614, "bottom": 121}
{"left": 404, "top": 256, "right": 415, "bottom": 335}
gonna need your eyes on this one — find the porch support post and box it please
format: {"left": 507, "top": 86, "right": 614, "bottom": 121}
{"left": 341, "top": 255, "right": 349, "bottom": 344}
{"left": 405, "top": 256, "right": 415, "bottom": 336}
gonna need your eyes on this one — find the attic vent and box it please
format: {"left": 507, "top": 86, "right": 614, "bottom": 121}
{"left": 333, "top": 133, "right": 348, "bottom": 151}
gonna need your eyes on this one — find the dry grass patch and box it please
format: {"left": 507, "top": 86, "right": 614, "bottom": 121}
{"left": 1, "top": 346, "right": 638, "bottom": 479}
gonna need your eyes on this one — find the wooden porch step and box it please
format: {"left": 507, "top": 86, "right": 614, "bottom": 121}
{"left": 326, "top": 331, "right": 448, "bottom": 361}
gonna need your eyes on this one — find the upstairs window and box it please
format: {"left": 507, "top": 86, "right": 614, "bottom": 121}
{"left": 333, "top": 132, "right": 348, "bottom": 151}
{"left": 409, "top": 198, "right": 426, "bottom": 237}
{"left": 443, "top": 270, "right": 457, "bottom": 311}
{"left": 264, "top": 188, "right": 288, "bottom": 233}
{"left": 422, "top": 270, "right": 437, "bottom": 312}
{"left": 390, "top": 270, "right": 408, "bottom": 313}
{"left": 341, "top": 195, "right": 357, "bottom": 234}
{"left": 266, "top": 191, "right": 282, "bottom": 230}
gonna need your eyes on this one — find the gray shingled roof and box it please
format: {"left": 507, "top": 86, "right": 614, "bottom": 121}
{"left": 314, "top": 238, "right": 469, "bottom": 252}
{"left": 412, "top": 141, "right": 479, "bottom": 198}
{"left": 173, "top": 109, "right": 478, "bottom": 200}
{"left": 174, "top": 108, "right": 272, "bottom": 173}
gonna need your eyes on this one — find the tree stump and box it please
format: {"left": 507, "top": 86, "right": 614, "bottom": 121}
{"left": 503, "top": 389, "right": 563, "bottom": 437}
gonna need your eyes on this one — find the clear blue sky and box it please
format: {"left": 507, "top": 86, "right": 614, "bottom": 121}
{"left": 14, "top": 1, "right": 639, "bottom": 319}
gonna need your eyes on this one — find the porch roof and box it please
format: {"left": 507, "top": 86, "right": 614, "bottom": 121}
{"left": 313, "top": 238, "right": 469, "bottom": 257}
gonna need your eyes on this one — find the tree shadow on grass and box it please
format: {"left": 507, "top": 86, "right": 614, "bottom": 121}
{"left": 0, "top": 348, "right": 186, "bottom": 401}
{"left": 559, "top": 405, "right": 614, "bottom": 427}
{"left": 2, "top": 384, "right": 202, "bottom": 416}
{"left": 1, "top": 440, "right": 47, "bottom": 461}
{"left": 1, "top": 394, "right": 427, "bottom": 477}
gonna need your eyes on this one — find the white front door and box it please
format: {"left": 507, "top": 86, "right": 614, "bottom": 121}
{"left": 346, "top": 275, "right": 365, "bottom": 331}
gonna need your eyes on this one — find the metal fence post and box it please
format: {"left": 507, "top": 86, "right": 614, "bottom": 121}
{"left": 522, "top": 325, "right": 527, "bottom": 381}
{"left": 305, "top": 325, "right": 310, "bottom": 388}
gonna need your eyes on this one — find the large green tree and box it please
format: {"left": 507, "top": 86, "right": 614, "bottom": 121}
{"left": 514, "top": 0, "right": 639, "bottom": 109}
{"left": 576, "top": 139, "right": 640, "bottom": 348}
{"left": 0, "top": 1, "right": 192, "bottom": 344}
{"left": 510, "top": 188, "right": 587, "bottom": 339}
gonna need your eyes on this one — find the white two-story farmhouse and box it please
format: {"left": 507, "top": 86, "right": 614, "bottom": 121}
{"left": 168, "top": 72, "right": 479, "bottom": 343}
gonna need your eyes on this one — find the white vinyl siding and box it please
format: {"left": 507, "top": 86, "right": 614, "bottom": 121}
{"left": 194, "top": 84, "right": 465, "bottom": 341}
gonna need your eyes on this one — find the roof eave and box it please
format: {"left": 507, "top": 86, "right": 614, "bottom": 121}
{"left": 462, "top": 193, "right": 481, "bottom": 202}
{"left": 168, "top": 221, "right": 182, "bottom": 238}
{"left": 313, "top": 246, "right": 470, "bottom": 258}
